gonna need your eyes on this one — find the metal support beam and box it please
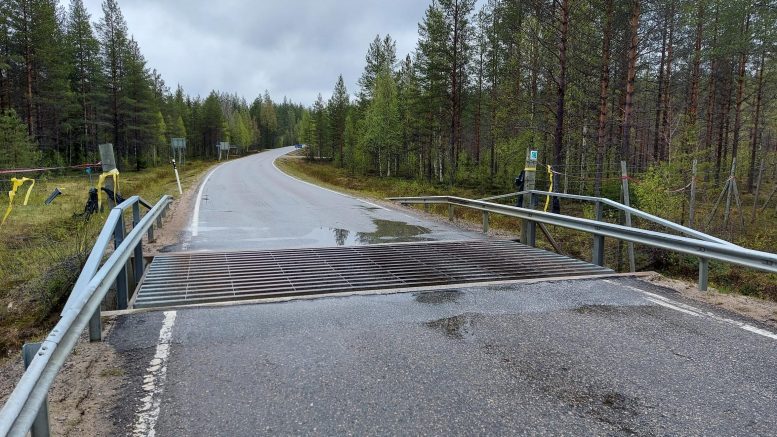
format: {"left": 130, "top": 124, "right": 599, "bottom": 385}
{"left": 482, "top": 211, "right": 489, "bottom": 234}
{"left": 22, "top": 343, "right": 49, "bottom": 437}
{"left": 698, "top": 258, "right": 709, "bottom": 291}
{"left": 132, "top": 203, "right": 144, "bottom": 291}
{"left": 114, "top": 215, "right": 129, "bottom": 310}
{"left": 448, "top": 204, "right": 454, "bottom": 221}
{"left": 592, "top": 201, "right": 605, "bottom": 266}
{"left": 524, "top": 194, "right": 537, "bottom": 247}
{"left": 88, "top": 310, "right": 101, "bottom": 343}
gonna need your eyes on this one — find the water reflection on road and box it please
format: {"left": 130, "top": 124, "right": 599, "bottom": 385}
{"left": 306, "top": 219, "right": 433, "bottom": 246}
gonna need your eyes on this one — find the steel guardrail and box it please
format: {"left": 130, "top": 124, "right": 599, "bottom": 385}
{"left": 0, "top": 195, "right": 172, "bottom": 437}
{"left": 478, "top": 190, "right": 732, "bottom": 246}
{"left": 388, "top": 195, "right": 777, "bottom": 274}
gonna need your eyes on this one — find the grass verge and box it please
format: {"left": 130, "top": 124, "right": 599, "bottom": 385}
{"left": 0, "top": 161, "right": 212, "bottom": 356}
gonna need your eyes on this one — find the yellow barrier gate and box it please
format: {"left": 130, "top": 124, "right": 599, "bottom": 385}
{"left": 97, "top": 169, "right": 120, "bottom": 210}
{"left": 1, "top": 177, "right": 35, "bottom": 226}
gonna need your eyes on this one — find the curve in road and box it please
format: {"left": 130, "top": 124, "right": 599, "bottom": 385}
{"left": 184, "top": 146, "right": 480, "bottom": 251}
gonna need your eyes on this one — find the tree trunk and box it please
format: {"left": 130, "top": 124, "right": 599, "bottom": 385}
{"left": 704, "top": 6, "right": 719, "bottom": 159}
{"left": 621, "top": 0, "right": 640, "bottom": 163}
{"left": 553, "top": 0, "right": 569, "bottom": 172}
{"left": 716, "top": 76, "right": 732, "bottom": 181}
{"left": 659, "top": 2, "right": 674, "bottom": 161}
{"left": 747, "top": 49, "right": 765, "bottom": 191}
{"left": 595, "top": 0, "right": 613, "bottom": 196}
{"left": 652, "top": 7, "right": 668, "bottom": 162}
{"left": 731, "top": 13, "right": 751, "bottom": 170}
{"left": 687, "top": 1, "right": 704, "bottom": 131}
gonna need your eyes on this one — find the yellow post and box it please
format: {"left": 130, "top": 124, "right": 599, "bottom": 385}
{"left": 544, "top": 165, "right": 553, "bottom": 212}
{"left": 1, "top": 177, "right": 35, "bottom": 226}
{"left": 97, "top": 169, "right": 120, "bottom": 210}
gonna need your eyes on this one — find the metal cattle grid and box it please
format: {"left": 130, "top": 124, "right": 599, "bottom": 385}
{"left": 133, "top": 239, "right": 613, "bottom": 308}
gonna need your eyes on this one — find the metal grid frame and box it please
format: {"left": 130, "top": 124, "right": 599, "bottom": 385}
{"left": 134, "top": 240, "right": 613, "bottom": 308}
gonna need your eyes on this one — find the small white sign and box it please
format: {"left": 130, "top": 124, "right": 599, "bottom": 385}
{"left": 529, "top": 150, "right": 538, "bottom": 161}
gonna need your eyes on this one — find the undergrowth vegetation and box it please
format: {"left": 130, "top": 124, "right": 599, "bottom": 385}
{"left": 0, "top": 162, "right": 211, "bottom": 356}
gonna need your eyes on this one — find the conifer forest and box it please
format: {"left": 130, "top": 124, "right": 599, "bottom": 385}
{"left": 1, "top": 0, "right": 776, "bottom": 218}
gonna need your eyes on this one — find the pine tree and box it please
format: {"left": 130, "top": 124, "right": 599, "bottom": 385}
{"left": 258, "top": 90, "right": 277, "bottom": 148}
{"left": 312, "top": 93, "right": 327, "bottom": 159}
{"left": 328, "top": 75, "right": 349, "bottom": 166}
{"left": 96, "top": 0, "right": 129, "bottom": 160}
{"left": 363, "top": 71, "right": 401, "bottom": 176}
{"left": 358, "top": 34, "right": 397, "bottom": 105}
{"left": 0, "top": 108, "right": 39, "bottom": 167}
{"left": 65, "top": 0, "right": 103, "bottom": 162}
{"left": 201, "top": 91, "right": 223, "bottom": 156}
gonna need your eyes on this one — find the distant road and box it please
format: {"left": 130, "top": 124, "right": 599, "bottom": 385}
{"left": 184, "top": 146, "right": 479, "bottom": 251}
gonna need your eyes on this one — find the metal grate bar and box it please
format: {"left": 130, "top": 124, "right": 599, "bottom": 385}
{"left": 134, "top": 240, "right": 613, "bottom": 308}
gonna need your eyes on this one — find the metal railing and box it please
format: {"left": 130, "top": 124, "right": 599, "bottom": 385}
{"left": 0, "top": 195, "right": 172, "bottom": 437}
{"left": 388, "top": 193, "right": 777, "bottom": 291}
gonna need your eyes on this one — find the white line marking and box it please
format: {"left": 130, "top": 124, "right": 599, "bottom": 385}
{"left": 271, "top": 154, "right": 389, "bottom": 210}
{"left": 132, "top": 310, "right": 177, "bottom": 437}
{"left": 604, "top": 279, "right": 777, "bottom": 340}
{"left": 642, "top": 296, "right": 701, "bottom": 317}
{"left": 191, "top": 166, "right": 221, "bottom": 237}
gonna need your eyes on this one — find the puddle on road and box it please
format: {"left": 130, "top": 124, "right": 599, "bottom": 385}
{"left": 308, "top": 219, "right": 433, "bottom": 246}
{"left": 425, "top": 313, "right": 480, "bottom": 340}
{"left": 356, "top": 219, "right": 432, "bottom": 244}
{"left": 415, "top": 290, "right": 463, "bottom": 305}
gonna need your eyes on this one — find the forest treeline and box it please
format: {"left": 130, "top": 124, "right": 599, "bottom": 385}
{"left": 303, "top": 0, "right": 776, "bottom": 196}
{"left": 0, "top": 0, "right": 301, "bottom": 171}
{"left": 1, "top": 0, "right": 775, "bottom": 198}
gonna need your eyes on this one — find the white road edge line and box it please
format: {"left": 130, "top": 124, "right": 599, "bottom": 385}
{"left": 271, "top": 154, "right": 390, "bottom": 211}
{"left": 191, "top": 166, "right": 221, "bottom": 237}
{"left": 132, "top": 310, "right": 177, "bottom": 437}
{"left": 604, "top": 279, "right": 777, "bottom": 341}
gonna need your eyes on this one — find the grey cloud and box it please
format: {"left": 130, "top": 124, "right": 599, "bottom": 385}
{"left": 77, "top": 0, "right": 433, "bottom": 105}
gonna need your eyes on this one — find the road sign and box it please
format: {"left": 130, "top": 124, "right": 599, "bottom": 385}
{"left": 529, "top": 150, "right": 538, "bottom": 161}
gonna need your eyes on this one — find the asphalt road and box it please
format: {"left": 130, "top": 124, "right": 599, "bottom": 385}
{"left": 104, "top": 147, "right": 777, "bottom": 436}
{"left": 184, "top": 146, "right": 479, "bottom": 251}
{"left": 109, "top": 277, "right": 777, "bottom": 436}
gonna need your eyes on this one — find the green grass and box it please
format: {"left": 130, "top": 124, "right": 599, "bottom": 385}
{"left": 0, "top": 161, "right": 212, "bottom": 355}
{"left": 277, "top": 157, "right": 777, "bottom": 302}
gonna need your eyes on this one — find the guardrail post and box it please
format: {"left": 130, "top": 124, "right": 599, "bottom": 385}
{"left": 424, "top": 202, "right": 430, "bottom": 213}
{"left": 23, "top": 343, "right": 50, "bottom": 437}
{"left": 88, "top": 309, "right": 102, "bottom": 342}
{"left": 114, "top": 214, "right": 129, "bottom": 310}
{"left": 482, "top": 211, "right": 489, "bottom": 233}
{"left": 524, "top": 193, "right": 537, "bottom": 247}
{"left": 132, "top": 203, "right": 144, "bottom": 291}
{"left": 448, "top": 204, "right": 454, "bottom": 221}
{"left": 592, "top": 201, "right": 605, "bottom": 266}
{"left": 698, "top": 258, "right": 709, "bottom": 291}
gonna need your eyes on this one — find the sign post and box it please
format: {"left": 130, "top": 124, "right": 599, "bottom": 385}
{"left": 521, "top": 149, "right": 538, "bottom": 245}
{"left": 171, "top": 137, "right": 186, "bottom": 168}
{"left": 171, "top": 138, "right": 186, "bottom": 195}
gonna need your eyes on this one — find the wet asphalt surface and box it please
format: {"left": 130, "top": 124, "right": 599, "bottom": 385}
{"left": 183, "top": 146, "right": 480, "bottom": 251}
{"left": 110, "top": 277, "right": 777, "bottom": 436}
{"left": 107, "top": 147, "right": 777, "bottom": 435}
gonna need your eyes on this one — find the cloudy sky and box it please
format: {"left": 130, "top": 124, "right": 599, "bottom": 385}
{"left": 72, "top": 0, "right": 439, "bottom": 106}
